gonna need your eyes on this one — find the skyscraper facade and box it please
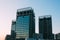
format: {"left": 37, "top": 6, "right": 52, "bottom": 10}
{"left": 11, "top": 21, "right": 16, "bottom": 40}
{"left": 39, "top": 15, "right": 52, "bottom": 39}
{"left": 11, "top": 21, "right": 16, "bottom": 32}
{"left": 16, "top": 7, "right": 35, "bottom": 39}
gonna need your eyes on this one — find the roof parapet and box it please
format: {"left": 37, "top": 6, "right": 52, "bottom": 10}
{"left": 17, "top": 7, "right": 33, "bottom": 12}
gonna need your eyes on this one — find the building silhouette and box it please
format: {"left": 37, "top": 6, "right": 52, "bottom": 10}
{"left": 16, "top": 7, "right": 35, "bottom": 40}
{"left": 39, "top": 15, "right": 53, "bottom": 39}
{"left": 5, "top": 35, "right": 11, "bottom": 40}
{"left": 55, "top": 33, "right": 60, "bottom": 40}
{"left": 11, "top": 21, "right": 16, "bottom": 40}
{"left": 5, "top": 7, "right": 55, "bottom": 40}
{"left": 11, "top": 21, "right": 16, "bottom": 32}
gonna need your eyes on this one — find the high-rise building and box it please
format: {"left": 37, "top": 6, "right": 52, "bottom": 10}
{"left": 11, "top": 20, "right": 16, "bottom": 31}
{"left": 11, "top": 21, "right": 16, "bottom": 40}
{"left": 39, "top": 15, "right": 52, "bottom": 39}
{"left": 16, "top": 7, "right": 35, "bottom": 39}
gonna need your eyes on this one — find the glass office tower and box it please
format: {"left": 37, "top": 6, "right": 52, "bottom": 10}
{"left": 11, "top": 21, "right": 16, "bottom": 40}
{"left": 16, "top": 7, "right": 35, "bottom": 39}
{"left": 11, "top": 21, "right": 16, "bottom": 31}
{"left": 39, "top": 15, "right": 52, "bottom": 39}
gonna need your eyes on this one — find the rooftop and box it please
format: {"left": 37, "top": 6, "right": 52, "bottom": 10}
{"left": 17, "top": 7, "right": 33, "bottom": 12}
{"left": 39, "top": 15, "right": 51, "bottom": 19}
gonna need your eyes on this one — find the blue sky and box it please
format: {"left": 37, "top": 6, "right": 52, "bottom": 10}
{"left": 0, "top": 0, "right": 60, "bottom": 40}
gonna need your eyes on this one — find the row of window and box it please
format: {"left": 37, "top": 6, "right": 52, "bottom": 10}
{"left": 17, "top": 10, "right": 33, "bottom": 15}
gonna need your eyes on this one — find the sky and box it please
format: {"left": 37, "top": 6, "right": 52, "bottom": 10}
{"left": 0, "top": 0, "right": 60, "bottom": 40}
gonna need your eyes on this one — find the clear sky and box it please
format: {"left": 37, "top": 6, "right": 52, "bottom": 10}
{"left": 0, "top": 0, "right": 60, "bottom": 40}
